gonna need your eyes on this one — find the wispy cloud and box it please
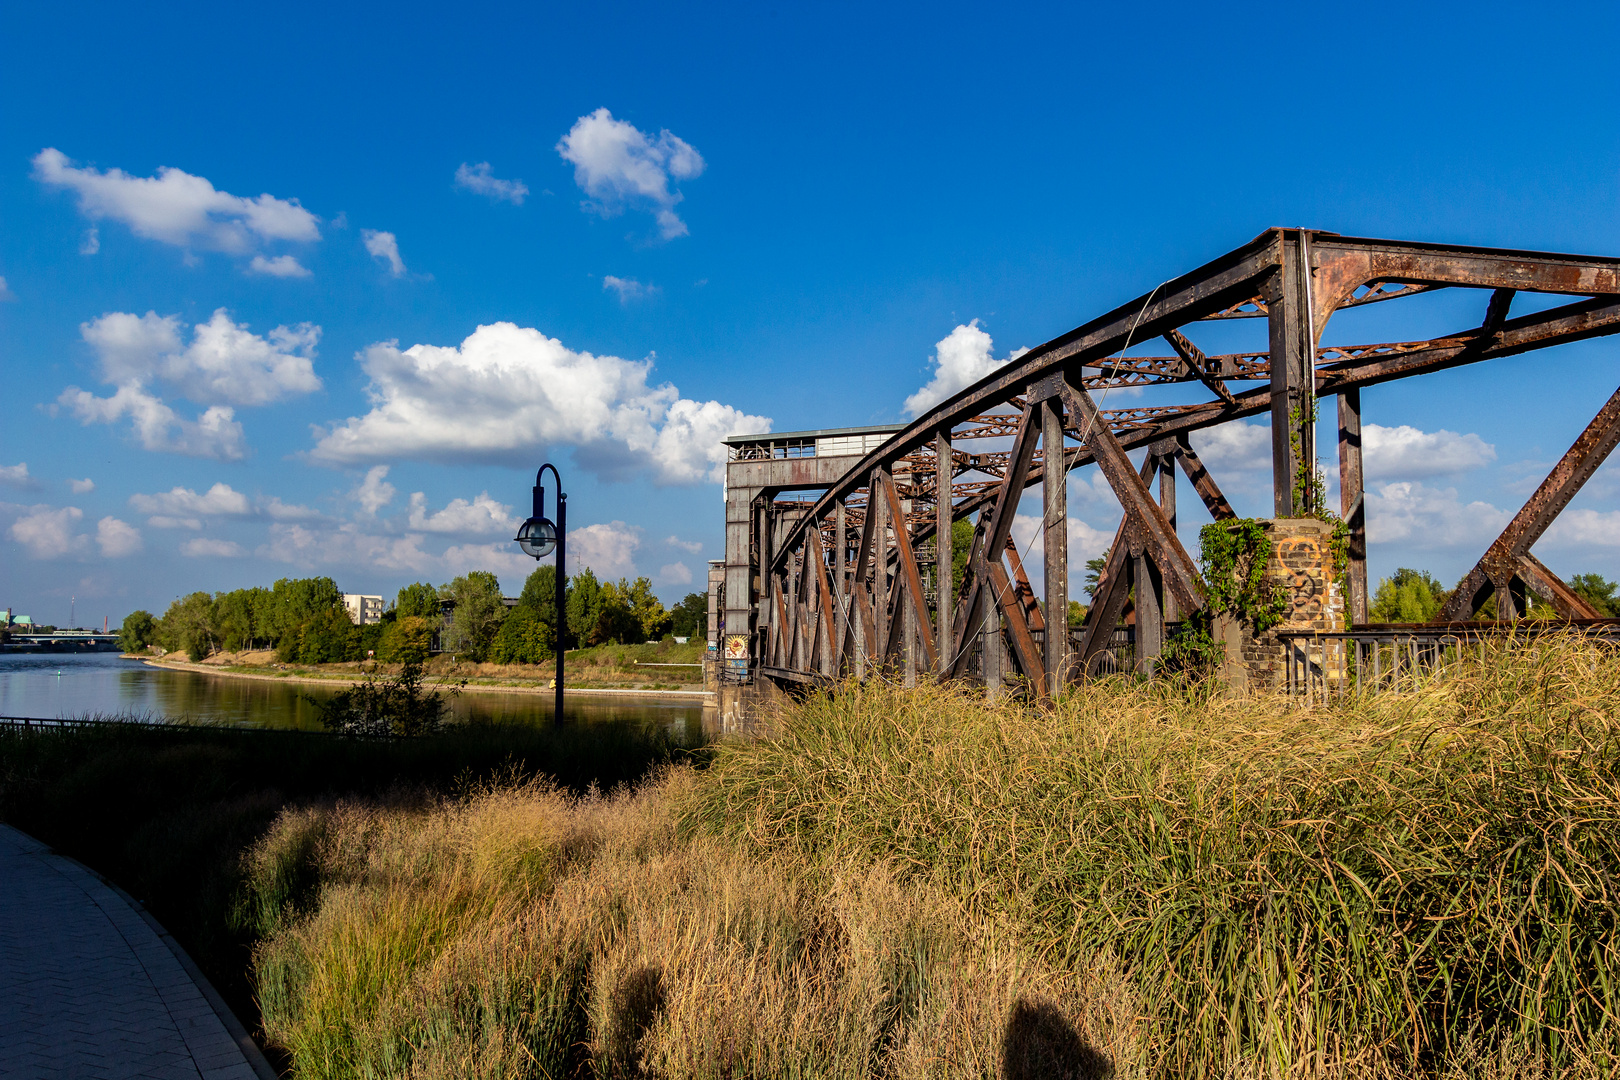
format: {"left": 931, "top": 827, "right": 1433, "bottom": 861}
{"left": 603, "top": 275, "right": 657, "bottom": 302}
{"left": 362, "top": 229, "right": 407, "bottom": 276}
{"left": 454, "top": 162, "right": 528, "bottom": 204}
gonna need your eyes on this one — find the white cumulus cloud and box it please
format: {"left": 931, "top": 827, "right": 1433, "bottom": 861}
{"left": 1363, "top": 424, "right": 1495, "bottom": 479}
{"left": 80, "top": 309, "right": 320, "bottom": 407}
{"left": 0, "top": 463, "right": 29, "bottom": 487}
{"left": 248, "top": 254, "right": 312, "bottom": 278}
{"left": 1365, "top": 481, "right": 1510, "bottom": 549}
{"left": 180, "top": 537, "right": 248, "bottom": 558}
{"left": 1188, "top": 420, "right": 1273, "bottom": 474}
{"left": 362, "top": 229, "right": 407, "bottom": 276}
{"left": 130, "top": 483, "right": 253, "bottom": 519}
{"left": 70, "top": 478, "right": 95, "bottom": 493}
{"left": 80, "top": 228, "right": 99, "bottom": 255}
{"left": 96, "top": 516, "right": 142, "bottom": 557}
{"left": 1009, "top": 512, "right": 1115, "bottom": 599}
{"left": 59, "top": 385, "right": 246, "bottom": 460}
{"left": 568, "top": 521, "right": 642, "bottom": 580}
{"left": 454, "top": 162, "right": 528, "bottom": 204}
{"left": 260, "top": 522, "right": 436, "bottom": 574}
{"left": 1544, "top": 508, "right": 1620, "bottom": 548}
{"left": 9, "top": 505, "right": 87, "bottom": 559}
{"left": 352, "top": 465, "right": 396, "bottom": 516}
{"left": 557, "top": 108, "right": 704, "bottom": 240}
{"left": 61, "top": 309, "right": 320, "bottom": 459}
{"left": 665, "top": 535, "right": 703, "bottom": 553}
{"left": 657, "top": 562, "right": 693, "bottom": 586}
{"left": 261, "top": 497, "right": 320, "bottom": 521}
{"left": 442, "top": 541, "right": 535, "bottom": 582}
{"left": 33, "top": 148, "right": 319, "bottom": 256}
{"left": 407, "top": 491, "right": 517, "bottom": 535}
{"left": 309, "top": 321, "right": 769, "bottom": 484}
{"left": 904, "top": 321, "right": 1028, "bottom": 418}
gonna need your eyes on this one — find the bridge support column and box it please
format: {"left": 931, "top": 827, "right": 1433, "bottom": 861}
{"left": 1042, "top": 397, "right": 1070, "bottom": 689}
{"left": 1337, "top": 389, "right": 1369, "bottom": 624}
{"left": 1154, "top": 440, "right": 1178, "bottom": 624}
{"left": 935, "top": 430, "right": 952, "bottom": 676}
{"left": 1268, "top": 230, "right": 1319, "bottom": 517}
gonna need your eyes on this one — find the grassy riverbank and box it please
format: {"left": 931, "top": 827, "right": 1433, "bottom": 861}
{"left": 238, "top": 634, "right": 1620, "bottom": 1078}
{"left": 7, "top": 635, "right": 1619, "bottom": 1076}
{"left": 0, "top": 717, "right": 701, "bottom": 1067}
{"left": 146, "top": 637, "right": 709, "bottom": 692}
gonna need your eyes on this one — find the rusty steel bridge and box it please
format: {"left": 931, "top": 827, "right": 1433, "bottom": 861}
{"left": 708, "top": 229, "right": 1620, "bottom": 710}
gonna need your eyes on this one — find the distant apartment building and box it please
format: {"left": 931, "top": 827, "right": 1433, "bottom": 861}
{"left": 342, "top": 594, "right": 385, "bottom": 625}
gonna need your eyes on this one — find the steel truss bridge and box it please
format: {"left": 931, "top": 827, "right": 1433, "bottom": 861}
{"left": 720, "top": 228, "right": 1620, "bottom": 699}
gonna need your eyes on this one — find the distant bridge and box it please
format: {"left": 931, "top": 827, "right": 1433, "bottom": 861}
{"left": 4, "top": 631, "right": 122, "bottom": 652}
{"left": 713, "top": 228, "right": 1620, "bottom": 709}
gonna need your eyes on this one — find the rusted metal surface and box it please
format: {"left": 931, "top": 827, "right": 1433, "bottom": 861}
{"left": 1337, "top": 389, "right": 1368, "bottom": 625}
{"left": 726, "top": 229, "right": 1620, "bottom": 695}
{"left": 1441, "top": 382, "right": 1620, "bottom": 621}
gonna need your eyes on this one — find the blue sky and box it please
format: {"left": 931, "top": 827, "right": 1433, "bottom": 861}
{"left": 3, "top": 1, "right": 1618, "bottom": 627}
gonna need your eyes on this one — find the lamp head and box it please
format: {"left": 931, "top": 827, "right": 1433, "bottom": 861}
{"left": 515, "top": 516, "right": 558, "bottom": 559}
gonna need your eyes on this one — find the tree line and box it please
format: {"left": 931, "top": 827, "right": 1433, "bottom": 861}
{"left": 118, "top": 568, "right": 709, "bottom": 665}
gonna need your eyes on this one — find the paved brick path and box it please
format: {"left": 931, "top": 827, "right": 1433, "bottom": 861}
{"left": 0, "top": 826, "right": 270, "bottom": 1080}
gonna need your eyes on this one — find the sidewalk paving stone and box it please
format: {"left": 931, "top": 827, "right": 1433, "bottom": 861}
{"left": 0, "top": 825, "right": 274, "bottom": 1080}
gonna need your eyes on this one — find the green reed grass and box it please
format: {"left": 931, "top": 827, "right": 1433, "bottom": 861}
{"left": 175, "top": 633, "right": 1620, "bottom": 1077}
{"left": 682, "top": 633, "right": 1620, "bottom": 1076}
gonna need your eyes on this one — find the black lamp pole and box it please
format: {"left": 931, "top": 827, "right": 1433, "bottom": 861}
{"left": 514, "top": 463, "right": 567, "bottom": 725}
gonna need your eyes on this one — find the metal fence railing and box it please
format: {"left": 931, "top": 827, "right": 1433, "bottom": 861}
{"left": 1279, "top": 619, "right": 1620, "bottom": 702}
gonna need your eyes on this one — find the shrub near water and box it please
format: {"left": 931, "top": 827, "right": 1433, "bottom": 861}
{"left": 246, "top": 634, "right": 1620, "bottom": 1077}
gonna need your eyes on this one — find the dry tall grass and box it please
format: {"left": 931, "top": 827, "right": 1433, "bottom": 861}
{"left": 246, "top": 774, "right": 1122, "bottom": 1079}
{"left": 246, "top": 634, "right": 1620, "bottom": 1078}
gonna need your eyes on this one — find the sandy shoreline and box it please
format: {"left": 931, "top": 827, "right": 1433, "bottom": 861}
{"left": 136, "top": 657, "right": 713, "bottom": 703}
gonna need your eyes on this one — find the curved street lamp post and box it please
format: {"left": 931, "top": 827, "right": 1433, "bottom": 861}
{"left": 514, "top": 463, "right": 566, "bottom": 724}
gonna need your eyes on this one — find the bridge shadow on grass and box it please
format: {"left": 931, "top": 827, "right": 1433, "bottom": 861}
{"left": 1001, "top": 997, "right": 1113, "bottom": 1080}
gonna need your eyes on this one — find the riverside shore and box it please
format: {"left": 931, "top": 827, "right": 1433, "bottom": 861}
{"left": 135, "top": 655, "right": 712, "bottom": 702}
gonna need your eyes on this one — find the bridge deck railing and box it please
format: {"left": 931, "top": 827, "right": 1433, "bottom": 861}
{"left": 1278, "top": 620, "right": 1620, "bottom": 703}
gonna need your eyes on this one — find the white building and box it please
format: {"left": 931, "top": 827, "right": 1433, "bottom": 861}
{"left": 342, "top": 594, "right": 385, "bottom": 625}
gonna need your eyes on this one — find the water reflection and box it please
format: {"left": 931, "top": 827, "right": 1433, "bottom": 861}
{"left": 0, "top": 652, "right": 706, "bottom": 738}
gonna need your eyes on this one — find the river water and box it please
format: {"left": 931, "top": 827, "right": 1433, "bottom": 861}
{"left": 0, "top": 652, "right": 707, "bottom": 736}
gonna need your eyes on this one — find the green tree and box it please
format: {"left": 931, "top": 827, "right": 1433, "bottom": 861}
{"left": 212, "top": 589, "right": 255, "bottom": 651}
{"left": 159, "top": 592, "right": 218, "bottom": 660}
{"left": 517, "top": 565, "right": 562, "bottom": 647}
{"left": 396, "top": 581, "right": 441, "bottom": 620}
{"left": 670, "top": 591, "right": 708, "bottom": 639}
{"left": 950, "top": 519, "right": 975, "bottom": 597}
{"left": 267, "top": 577, "right": 342, "bottom": 648}
{"left": 1370, "top": 569, "right": 1448, "bottom": 624}
{"left": 622, "top": 576, "right": 670, "bottom": 641}
{"left": 594, "top": 579, "right": 642, "bottom": 645}
{"left": 567, "top": 568, "right": 604, "bottom": 647}
{"left": 1084, "top": 550, "right": 1110, "bottom": 600}
{"left": 377, "top": 615, "right": 433, "bottom": 665}
{"left": 490, "top": 606, "right": 557, "bottom": 664}
{"left": 440, "top": 571, "right": 506, "bottom": 661}
{"left": 1569, "top": 573, "right": 1619, "bottom": 617}
{"left": 117, "top": 610, "right": 157, "bottom": 653}
{"left": 299, "top": 606, "right": 357, "bottom": 664}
